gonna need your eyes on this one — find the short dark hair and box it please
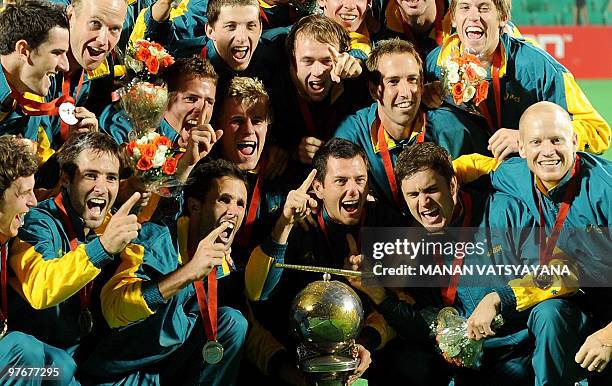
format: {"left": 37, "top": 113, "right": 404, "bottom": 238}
{"left": 395, "top": 142, "right": 455, "bottom": 193}
{"left": 0, "top": 136, "right": 39, "bottom": 197}
{"left": 56, "top": 132, "right": 125, "bottom": 181}
{"left": 0, "top": 0, "right": 69, "bottom": 56}
{"left": 286, "top": 14, "right": 350, "bottom": 62}
{"left": 206, "top": 0, "right": 260, "bottom": 26}
{"left": 312, "top": 138, "right": 368, "bottom": 183}
{"left": 183, "top": 158, "right": 249, "bottom": 215}
{"left": 163, "top": 56, "right": 218, "bottom": 93}
{"left": 366, "top": 38, "right": 423, "bottom": 86}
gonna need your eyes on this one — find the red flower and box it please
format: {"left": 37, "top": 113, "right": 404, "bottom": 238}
{"left": 452, "top": 82, "right": 465, "bottom": 106}
{"left": 160, "top": 54, "right": 174, "bottom": 68}
{"left": 145, "top": 56, "right": 160, "bottom": 74}
{"left": 463, "top": 52, "right": 481, "bottom": 65}
{"left": 126, "top": 141, "right": 138, "bottom": 155}
{"left": 135, "top": 47, "right": 151, "bottom": 62}
{"left": 139, "top": 143, "right": 157, "bottom": 158}
{"left": 161, "top": 156, "right": 178, "bottom": 175}
{"left": 464, "top": 65, "right": 478, "bottom": 83}
{"left": 474, "top": 80, "right": 489, "bottom": 105}
{"left": 136, "top": 156, "right": 153, "bottom": 171}
{"left": 153, "top": 135, "right": 173, "bottom": 148}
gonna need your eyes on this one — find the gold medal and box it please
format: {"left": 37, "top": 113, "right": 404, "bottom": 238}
{"left": 202, "top": 340, "right": 224, "bottom": 364}
{"left": 79, "top": 308, "right": 94, "bottom": 334}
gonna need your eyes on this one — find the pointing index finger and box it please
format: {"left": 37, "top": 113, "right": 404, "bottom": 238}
{"left": 197, "top": 108, "right": 206, "bottom": 127}
{"left": 327, "top": 44, "right": 340, "bottom": 63}
{"left": 116, "top": 192, "right": 141, "bottom": 216}
{"left": 346, "top": 233, "right": 359, "bottom": 256}
{"left": 203, "top": 221, "right": 232, "bottom": 243}
{"left": 298, "top": 169, "right": 317, "bottom": 193}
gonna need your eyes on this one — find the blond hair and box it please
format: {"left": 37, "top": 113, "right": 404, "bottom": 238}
{"left": 223, "top": 77, "right": 272, "bottom": 123}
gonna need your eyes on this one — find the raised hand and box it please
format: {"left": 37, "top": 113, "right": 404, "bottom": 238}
{"left": 177, "top": 113, "right": 223, "bottom": 182}
{"left": 328, "top": 45, "right": 362, "bottom": 83}
{"left": 345, "top": 234, "right": 363, "bottom": 289}
{"left": 73, "top": 107, "right": 99, "bottom": 133}
{"left": 282, "top": 169, "right": 318, "bottom": 225}
{"left": 189, "top": 222, "right": 231, "bottom": 281}
{"left": 345, "top": 234, "right": 386, "bottom": 304}
{"left": 188, "top": 112, "right": 223, "bottom": 164}
{"left": 488, "top": 128, "right": 519, "bottom": 161}
{"left": 99, "top": 192, "right": 142, "bottom": 255}
{"left": 298, "top": 136, "right": 324, "bottom": 165}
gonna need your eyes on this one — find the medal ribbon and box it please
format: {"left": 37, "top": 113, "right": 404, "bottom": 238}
{"left": 434, "top": 191, "right": 472, "bottom": 306}
{"left": 9, "top": 71, "right": 85, "bottom": 142}
{"left": 193, "top": 268, "right": 218, "bottom": 342}
{"left": 53, "top": 193, "right": 93, "bottom": 312}
{"left": 537, "top": 155, "right": 581, "bottom": 265}
{"left": 297, "top": 94, "right": 337, "bottom": 140}
{"left": 478, "top": 47, "right": 502, "bottom": 133}
{"left": 237, "top": 159, "right": 267, "bottom": 249}
{"left": 434, "top": 0, "right": 445, "bottom": 45}
{"left": 1, "top": 244, "right": 8, "bottom": 326}
{"left": 375, "top": 112, "right": 426, "bottom": 208}
{"left": 316, "top": 208, "right": 367, "bottom": 256}
{"left": 200, "top": 45, "right": 209, "bottom": 60}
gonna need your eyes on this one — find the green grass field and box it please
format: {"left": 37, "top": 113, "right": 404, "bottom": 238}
{"left": 577, "top": 79, "right": 612, "bottom": 160}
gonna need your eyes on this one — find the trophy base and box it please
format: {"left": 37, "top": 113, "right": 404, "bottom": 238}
{"left": 300, "top": 355, "right": 358, "bottom": 386}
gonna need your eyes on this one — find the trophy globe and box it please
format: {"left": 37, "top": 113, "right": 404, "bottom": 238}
{"left": 290, "top": 275, "right": 364, "bottom": 386}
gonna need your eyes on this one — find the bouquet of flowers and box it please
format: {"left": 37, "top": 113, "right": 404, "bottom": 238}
{"left": 118, "top": 81, "right": 169, "bottom": 136}
{"left": 441, "top": 49, "right": 489, "bottom": 114}
{"left": 118, "top": 40, "right": 181, "bottom": 195}
{"left": 422, "top": 307, "right": 504, "bottom": 368}
{"left": 126, "top": 132, "right": 182, "bottom": 196}
{"left": 124, "top": 39, "right": 175, "bottom": 77}
{"left": 118, "top": 39, "right": 174, "bottom": 135}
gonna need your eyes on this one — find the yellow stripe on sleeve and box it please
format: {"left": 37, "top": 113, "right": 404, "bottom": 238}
{"left": 100, "top": 243, "right": 155, "bottom": 328}
{"left": 452, "top": 153, "right": 500, "bottom": 185}
{"left": 9, "top": 241, "right": 101, "bottom": 309}
{"left": 245, "top": 246, "right": 275, "bottom": 301}
{"left": 563, "top": 72, "right": 611, "bottom": 154}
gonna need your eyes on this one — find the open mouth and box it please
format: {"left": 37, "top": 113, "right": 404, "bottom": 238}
{"left": 308, "top": 80, "right": 325, "bottom": 92}
{"left": 86, "top": 46, "right": 106, "bottom": 61}
{"left": 420, "top": 207, "right": 441, "bottom": 223}
{"left": 341, "top": 199, "right": 360, "bottom": 214}
{"left": 231, "top": 46, "right": 249, "bottom": 61}
{"left": 218, "top": 221, "right": 235, "bottom": 244}
{"left": 86, "top": 197, "right": 107, "bottom": 218}
{"left": 184, "top": 118, "right": 199, "bottom": 130}
{"left": 237, "top": 140, "right": 257, "bottom": 156}
{"left": 15, "top": 213, "right": 26, "bottom": 227}
{"left": 465, "top": 26, "right": 484, "bottom": 40}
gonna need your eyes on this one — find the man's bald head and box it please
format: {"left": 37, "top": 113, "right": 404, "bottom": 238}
{"left": 519, "top": 101, "right": 573, "bottom": 139}
{"left": 518, "top": 102, "right": 578, "bottom": 190}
